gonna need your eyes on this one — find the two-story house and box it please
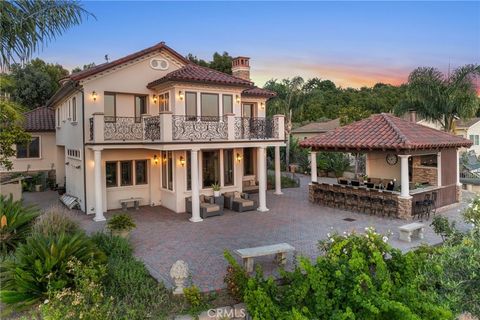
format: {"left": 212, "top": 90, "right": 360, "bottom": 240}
{"left": 47, "top": 42, "right": 285, "bottom": 222}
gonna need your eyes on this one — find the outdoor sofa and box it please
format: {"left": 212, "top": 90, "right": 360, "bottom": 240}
{"left": 185, "top": 195, "right": 223, "bottom": 219}
{"left": 224, "top": 192, "right": 256, "bottom": 212}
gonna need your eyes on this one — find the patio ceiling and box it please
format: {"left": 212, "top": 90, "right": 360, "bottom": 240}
{"left": 299, "top": 113, "right": 472, "bottom": 152}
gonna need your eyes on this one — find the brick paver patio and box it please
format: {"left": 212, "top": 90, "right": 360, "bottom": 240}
{"left": 24, "top": 175, "right": 471, "bottom": 292}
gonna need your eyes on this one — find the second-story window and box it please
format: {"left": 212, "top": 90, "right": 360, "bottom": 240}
{"left": 72, "top": 97, "right": 77, "bottom": 122}
{"left": 185, "top": 92, "right": 197, "bottom": 119}
{"left": 134, "top": 95, "right": 147, "bottom": 122}
{"left": 104, "top": 92, "right": 116, "bottom": 122}
{"left": 159, "top": 92, "right": 169, "bottom": 112}
{"left": 201, "top": 93, "right": 219, "bottom": 118}
{"left": 223, "top": 94, "right": 233, "bottom": 115}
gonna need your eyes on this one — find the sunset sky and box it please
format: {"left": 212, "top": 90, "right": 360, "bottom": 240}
{"left": 35, "top": 1, "right": 479, "bottom": 88}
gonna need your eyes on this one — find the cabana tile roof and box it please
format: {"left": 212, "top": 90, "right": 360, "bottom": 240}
{"left": 300, "top": 113, "right": 472, "bottom": 151}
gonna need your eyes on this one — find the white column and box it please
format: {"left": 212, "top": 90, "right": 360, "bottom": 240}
{"left": 274, "top": 146, "right": 283, "bottom": 195}
{"left": 189, "top": 149, "right": 203, "bottom": 222}
{"left": 310, "top": 151, "right": 318, "bottom": 183}
{"left": 93, "top": 148, "right": 105, "bottom": 222}
{"left": 437, "top": 152, "right": 442, "bottom": 187}
{"left": 257, "top": 146, "right": 269, "bottom": 212}
{"left": 399, "top": 155, "right": 411, "bottom": 198}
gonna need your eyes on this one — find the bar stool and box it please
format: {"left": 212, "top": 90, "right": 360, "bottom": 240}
{"left": 345, "top": 186, "right": 359, "bottom": 212}
{"left": 333, "top": 185, "right": 346, "bottom": 209}
{"left": 358, "top": 188, "right": 372, "bottom": 214}
{"left": 371, "top": 191, "right": 384, "bottom": 216}
{"left": 323, "top": 184, "right": 335, "bottom": 207}
{"left": 383, "top": 191, "right": 398, "bottom": 218}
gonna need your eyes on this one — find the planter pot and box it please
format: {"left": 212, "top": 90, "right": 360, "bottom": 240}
{"left": 111, "top": 229, "right": 131, "bottom": 239}
{"left": 213, "top": 191, "right": 221, "bottom": 197}
{"left": 35, "top": 185, "right": 42, "bottom": 192}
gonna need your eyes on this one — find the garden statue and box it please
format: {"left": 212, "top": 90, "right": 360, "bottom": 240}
{"left": 170, "top": 260, "right": 189, "bottom": 295}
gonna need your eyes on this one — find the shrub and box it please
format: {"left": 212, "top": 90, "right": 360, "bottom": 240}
{"left": 40, "top": 259, "right": 113, "bottom": 320}
{"left": 0, "top": 195, "right": 40, "bottom": 254}
{"left": 267, "top": 173, "right": 299, "bottom": 189}
{"left": 430, "top": 215, "right": 459, "bottom": 242}
{"left": 183, "top": 285, "right": 210, "bottom": 316}
{"left": 32, "top": 204, "right": 79, "bottom": 237}
{"left": 107, "top": 214, "right": 136, "bottom": 232}
{"left": 233, "top": 228, "right": 452, "bottom": 319}
{"left": 0, "top": 232, "right": 105, "bottom": 308}
{"left": 223, "top": 250, "right": 249, "bottom": 302}
{"left": 463, "top": 196, "right": 480, "bottom": 231}
{"left": 90, "top": 232, "right": 133, "bottom": 259}
{"left": 317, "top": 152, "right": 351, "bottom": 177}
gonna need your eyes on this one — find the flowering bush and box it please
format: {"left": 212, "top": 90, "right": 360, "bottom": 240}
{"left": 463, "top": 196, "right": 480, "bottom": 232}
{"left": 234, "top": 228, "right": 452, "bottom": 320}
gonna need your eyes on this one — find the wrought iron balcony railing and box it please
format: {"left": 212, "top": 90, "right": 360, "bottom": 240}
{"left": 234, "top": 117, "right": 278, "bottom": 140}
{"left": 172, "top": 115, "right": 228, "bottom": 141}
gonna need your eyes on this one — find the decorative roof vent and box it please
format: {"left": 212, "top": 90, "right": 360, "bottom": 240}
{"left": 150, "top": 58, "right": 169, "bottom": 70}
{"left": 232, "top": 56, "right": 250, "bottom": 81}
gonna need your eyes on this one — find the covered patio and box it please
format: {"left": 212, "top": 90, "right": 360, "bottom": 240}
{"left": 300, "top": 113, "right": 472, "bottom": 219}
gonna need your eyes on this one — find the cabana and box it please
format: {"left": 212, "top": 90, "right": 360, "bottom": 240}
{"left": 300, "top": 113, "right": 472, "bottom": 219}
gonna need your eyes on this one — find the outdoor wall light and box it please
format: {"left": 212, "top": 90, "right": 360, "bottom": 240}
{"left": 153, "top": 154, "right": 158, "bottom": 165}
{"left": 260, "top": 102, "right": 265, "bottom": 109}
{"left": 92, "top": 91, "right": 97, "bottom": 101}
{"left": 153, "top": 94, "right": 158, "bottom": 104}
{"left": 236, "top": 153, "right": 242, "bottom": 162}
{"left": 236, "top": 95, "right": 240, "bottom": 103}
{"left": 179, "top": 156, "right": 185, "bottom": 167}
{"left": 178, "top": 90, "right": 184, "bottom": 100}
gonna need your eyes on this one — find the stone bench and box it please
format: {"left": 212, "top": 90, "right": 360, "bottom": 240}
{"left": 235, "top": 243, "right": 295, "bottom": 272}
{"left": 119, "top": 197, "right": 143, "bottom": 211}
{"left": 398, "top": 222, "right": 425, "bottom": 242}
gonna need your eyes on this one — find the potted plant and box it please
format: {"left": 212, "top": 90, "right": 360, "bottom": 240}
{"left": 107, "top": 214, "right": 136, "bottom": 238}
{"left": 212, "top": 183, "right": 221, "bottom": 197}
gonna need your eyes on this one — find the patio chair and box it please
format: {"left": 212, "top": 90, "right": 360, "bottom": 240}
{"left": 365, "top": 182, "right": 375, "bottom": 189}
{"left": 224, "top": 192, "right": 256, "bottom": 212}
{"left": 351, "top": 180, "right": 360, "bottom": 187}
{"left": 423, "top": 192, "right": 437, "bottom": 218}
{"left": 413, "top": 199, "right": 427, "bottom": 220}
{"left": 185, "top": 195, "right": 223, "bottom": 219}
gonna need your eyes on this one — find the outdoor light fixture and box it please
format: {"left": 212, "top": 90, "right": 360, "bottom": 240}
{"left": 236, "top": 153, "right": 242, "bottom": 162}
{"left": 236, "top": 95, "right": 240, "bottom": 103}
{"left": 179, "top": 156, "right": 185, "bottom": 167}
{"left": 260, "top": 102, "right": 265, "bottom": 109}
{"left": 92, "top": 91, "right": 97, "bottom": 101}
{"left": 178, "top": 90, "right": 184, "bottom": 100}
{"left": 153, "top": 94, "right": 158, "bottom": 104}
{"left": 153, "top": 154, "right": 158, "bottom": 165}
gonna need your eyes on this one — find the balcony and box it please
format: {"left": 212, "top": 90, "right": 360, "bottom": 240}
{"left": 89, "top": 112, "right": 285, "bottom": 143}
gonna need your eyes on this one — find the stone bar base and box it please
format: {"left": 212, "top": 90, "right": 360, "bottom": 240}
{"left": 308, "top": 184, "right": 314, "bottom": 203}
{"left": 397, "top": 196, "right": 413, "bottom": 220}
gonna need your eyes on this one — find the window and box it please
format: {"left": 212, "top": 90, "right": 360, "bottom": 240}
{"left": 161, "top": 151, "right": 173, "bottom": 190}
{"left": 470, "top": 135, "right": 480, "bottom": 145}
{"left": 223, "top": 95, "right": 233, "bottom": 115}
{"left": 186, "top": 151, "right": 191, "bottom": 191}
{"left": 67, "top": 149, "right": 81, "bottom": 159}
{"left": 106, "top": 162, "right": 118, "bottom": 187}
{"left": 243, "top": 148, "right": 254, "bottom": 175}
{"left": 420, "top": 155, "right": 437, "bottom": 167}
{"left": 135, "top": 160, "right": 147, "bottom": 185}
{"left": 201, "top": 93, "right": 219, "bottom": 118}
{"left": 120, "top": 161, "right": 133, "bottom": 186}
{"left": 476, "top": 135, "right": 479, "bottom": 146}
{"left": 72, "top": 97, "right": 77, "bottom": 122}
{"left": 57, "top": 109, "right": 60, "bottom": 126}
{"left": 16, "top": 137, "right": 40, "bottom": 158}
{"left": 159, "top": 92, "right": 169, "bottom": 112}
{"left": 242, "top": 103, "right": 255, "bottom": 118}
{"left": 134, "top": 95, "right": 147, "bottom": 122}
{"left": 202, "top": 150, "right": 220, "bottom": 188}
{"left": 185, "top": 92, "right": 197, "bottom": 118}
{"left": 224, "top": 149, "right": 234, "bottom": 186}
{"left": 104, "top": 92, "right": 116, "bottom": 122}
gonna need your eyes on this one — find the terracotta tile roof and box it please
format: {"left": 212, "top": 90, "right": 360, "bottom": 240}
{"left": 22, "top": 106, "right": 55, "bottom": 132}
{"left": 300, "top": 113, "right": 472, "bottom": 151}
{"left": 241, "top": 87, "right": 276, "bottom": 98}
{"left": 67, "top": 42, "right": 189, "bottom": 81}
{"left": 147, "top": 63, "right": 253, "bottom": 88}
{"left": 292, "top": 119, "right": 340, "bottom": 134}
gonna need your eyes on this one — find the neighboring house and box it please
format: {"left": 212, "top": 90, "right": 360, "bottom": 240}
{"left": 291, "top": 119, "right": 340, "bottom": 141}
{"left": 454, "top": 118, "right": 480, "bottom": 155}
{"left": 0, "top": 106, "right": 59, "bottom": 185}
{"left": 46, "top": 42, "right": 285, "bottom": 222}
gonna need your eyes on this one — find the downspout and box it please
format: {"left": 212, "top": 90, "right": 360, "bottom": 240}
{"left": 81, "top": 89, "right": 87, "bottom": 213}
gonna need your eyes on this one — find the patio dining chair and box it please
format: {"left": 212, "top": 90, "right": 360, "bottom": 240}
{"left": 423, "top": 192, "right": 437, "bottom": 218}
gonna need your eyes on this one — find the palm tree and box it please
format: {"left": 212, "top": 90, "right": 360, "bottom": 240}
{"left": 1, "top": 0, "right": 93, "bottom": 68}
{"left": 396, "top": 64, "right": 480, "bottom": 132}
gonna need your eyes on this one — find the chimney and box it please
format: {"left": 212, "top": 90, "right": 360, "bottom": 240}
{"left": 232, "top": 57, "right": 250, "bottom": 81}
{"left": 409, "top": 110, "right": 417, "bottom": 123}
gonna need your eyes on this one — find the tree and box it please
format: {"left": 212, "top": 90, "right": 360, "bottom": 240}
{"left": 8, "top": 58, "right": 69, "bottom": 109}
{"left": 71, "top": 62, "right": 96, "bottom": 74}
{"left": 0, "top": 0, "right": 93, "bottom": 67}
{"left": 186, "top": 52, "right": 233, "bottom": 74}
{"left": 395, "top": 65, "right": 480, "bottom": 132}
{"left": 0, "top": 100, "right": 31, "bottom": 170}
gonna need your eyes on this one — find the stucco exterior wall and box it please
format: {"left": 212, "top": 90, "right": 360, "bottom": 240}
{"left": 6, "top": 132, "right": 57, "bottom": 173}
{"left": 365, "top": 152, "right": 401, "bottom": 181}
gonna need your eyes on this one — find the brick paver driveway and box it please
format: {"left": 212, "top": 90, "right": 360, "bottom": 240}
{"left": 24, "top": 175, "right": 470, "bottom": 292}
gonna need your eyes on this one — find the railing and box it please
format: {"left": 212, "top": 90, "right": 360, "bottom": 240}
{"left": 89, "top": 117, "right": 94, "bottom": 141}
{"left": 104, "top": 116, "right": 144, "bottom": 141}
{"left": 235, "top": 117, "right": 278, "bottom": 139}
{"left": 172, "top": 115, "right": 228, "bottom": 141}
{"left": 460, "top": 171, "right": 480, "bottom": 185}
{"left": 144, "top": 116, "right": 161, "bottom": 141}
